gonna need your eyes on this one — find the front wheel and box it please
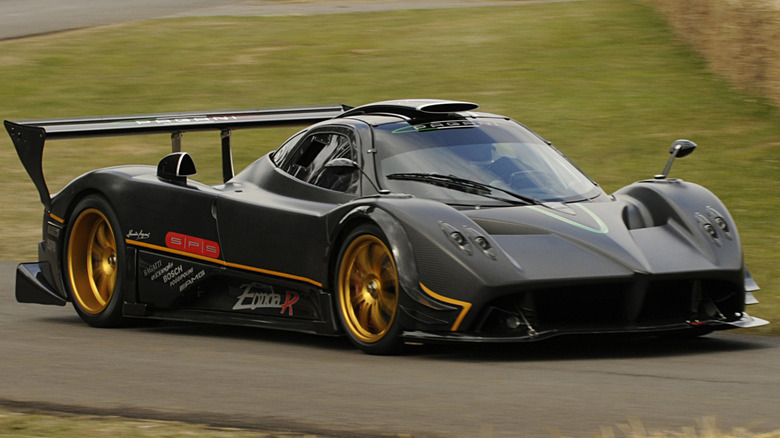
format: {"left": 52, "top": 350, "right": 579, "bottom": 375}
{"left": 336, "top": 224, "right": 404, "bottom": 355}
{"left": 64, "top": 195, "right": 126, "bottom": 327}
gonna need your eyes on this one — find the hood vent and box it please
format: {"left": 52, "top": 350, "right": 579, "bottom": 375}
{"left": 470, "top": 217, "right": 549, "bottom": 236}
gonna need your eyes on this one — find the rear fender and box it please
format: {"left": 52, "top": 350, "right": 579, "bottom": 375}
{"left": 45, "top": 170, "right": 148, "bottom": 306}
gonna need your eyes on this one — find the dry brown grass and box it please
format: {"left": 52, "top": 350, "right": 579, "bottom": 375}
{"left": 639, "top": 0, "right": 780, "bottom": 107}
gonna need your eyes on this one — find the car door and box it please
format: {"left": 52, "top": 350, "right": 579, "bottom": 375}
{"left": 213, "top": 125, "right": 361, "bottom": 317}
{"left": 123, "top": 176, "right": 222, "bottom": 306}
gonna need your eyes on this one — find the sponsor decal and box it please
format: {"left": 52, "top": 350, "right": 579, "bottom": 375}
{"left": 126, "top": 229, "right": 150, "bottom": 240}
{"left": 166, "top": 231, "right": 220, "bottom": 258}
{"left": 135, "top": 116, "right": 238, "bottom": 125}
{"left": 233, "top": 283, "right": 300, "bottom": 316}
{"left": 176, "top": 269, "right": 206, "bottom": 292}
{"left": 142, "top": 258, "right": 206, "bottom": 291}
{"left": 392, "top": 120, "right": 499, "bottom": 134}
{"left": 143, "top": 259, "right": 164, "bottom": 278}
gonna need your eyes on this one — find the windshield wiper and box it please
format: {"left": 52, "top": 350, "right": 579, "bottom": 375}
{"left": 386, "top": 172, "right": 540, "bottom": 205}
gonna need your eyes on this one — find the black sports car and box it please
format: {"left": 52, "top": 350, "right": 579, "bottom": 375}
{"left": 6, "top": 99, "right": 768, "bottom": 354}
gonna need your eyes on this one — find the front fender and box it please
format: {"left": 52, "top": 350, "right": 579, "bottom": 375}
{"left": 350, "top": 197, "right": 527, "bottom": 331}
{"left": 614, "top": 178, "right": 743, "bottom": 271}
{"left": 332, "top": 202, "right": 455, "bottom": 313}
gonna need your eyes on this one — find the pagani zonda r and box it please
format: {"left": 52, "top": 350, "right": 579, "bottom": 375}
{"left": 6, "top": 99, "right": 768, "bottom": 354}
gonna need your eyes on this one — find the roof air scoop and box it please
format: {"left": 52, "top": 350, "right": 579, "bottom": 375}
{"left": 338, "top": 99, "right": 479, "bottom": 119}
{"left": 417, "top": 101, "right": 480, "bottom": 114}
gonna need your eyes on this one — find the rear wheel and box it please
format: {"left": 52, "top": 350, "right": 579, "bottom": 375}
{"left": 65, "top": 195, "right": 126, "bottom": 327}
{"left": 336, "top": 224, "right": 403, "bottom": 355}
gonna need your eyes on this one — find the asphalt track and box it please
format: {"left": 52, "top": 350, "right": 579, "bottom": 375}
{"left": 0, "top": 0, "right": 580, "bottom": 40}
{"left": 2, "top": 260, "right": 780, "bottom": 437}
{"left": 1, "top": 1, "right": 779, "bottom": 437}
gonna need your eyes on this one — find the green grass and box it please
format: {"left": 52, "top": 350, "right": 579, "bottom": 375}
{"left": 1, "top": 407, "right": 779, "bottom": 438}
{"left": 0, "top": 0, "right": 778, "bottom": 335}
{"left": 0, "top": 407, "right": 309, "bottom": 437}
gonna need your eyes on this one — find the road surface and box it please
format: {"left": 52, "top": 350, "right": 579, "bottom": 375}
{"left": 0, "top": 0, "right": 580, "bottom": 40}
{"left": 1, "top": 262, "right": 779, "bottom": 437}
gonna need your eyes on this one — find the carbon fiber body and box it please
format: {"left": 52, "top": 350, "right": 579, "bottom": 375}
{"left": 8, "top": 100, "right": 768, "bottom": 350}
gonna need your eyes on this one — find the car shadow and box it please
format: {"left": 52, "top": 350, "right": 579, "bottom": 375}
{"left": 138, "top": 320, "right": 777, "bottom": 361}
{"left": 35, "top": 314, "right": 774, "bottom": 360}
{"left": 404, "top": 332, "right": 775, "bottom": 362}
{"left": 128, "top": 318, "right": 358, "bottom": 352}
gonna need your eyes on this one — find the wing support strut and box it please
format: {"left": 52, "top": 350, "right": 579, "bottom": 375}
{"left": 221, "top": 129, "right": 234, "bottom": 182}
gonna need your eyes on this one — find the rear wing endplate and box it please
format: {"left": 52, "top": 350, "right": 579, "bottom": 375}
{"left": 5, "top": 105, "right": 347, "bottom": 209}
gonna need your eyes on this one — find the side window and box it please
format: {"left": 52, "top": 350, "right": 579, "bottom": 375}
{"left": 278, "top": 131, "right": 359, "bottom": 193}
{"left": 272, "top": 131, "right": 306, "bottom": 166}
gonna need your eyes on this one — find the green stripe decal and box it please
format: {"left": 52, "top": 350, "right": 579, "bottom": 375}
{"left": 530, "top": 204, "right": 609, "bottom": 234}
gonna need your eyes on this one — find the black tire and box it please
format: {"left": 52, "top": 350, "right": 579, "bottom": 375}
{"left": 63, "top": 195, "right": 126, "bottom": 327}
{"left": 335, "top": 224, "right": 404, "bottom": 355}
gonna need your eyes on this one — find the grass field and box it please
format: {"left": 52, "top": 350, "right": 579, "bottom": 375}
{"left": 2, "top": 406, "right": 779, "bottom": 438}
{"left": 0, "top": 0, "right": 778, "bottom": 336}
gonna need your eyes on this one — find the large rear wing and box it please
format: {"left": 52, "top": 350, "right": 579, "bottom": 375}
{"left": 4, "top": 105, "right": 348, "bottom": 209}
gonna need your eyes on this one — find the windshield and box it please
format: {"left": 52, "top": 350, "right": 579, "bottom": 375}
{"left": 374, "top": 119, "right": 601, "bottom": 205}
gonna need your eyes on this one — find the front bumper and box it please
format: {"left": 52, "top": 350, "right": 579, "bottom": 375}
{"left": 402, "top": 312, "right": 769, "bottom": 344}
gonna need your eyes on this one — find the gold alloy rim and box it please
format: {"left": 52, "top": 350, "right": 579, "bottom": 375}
{"left": 67, "top": 208, "right": 118, "bottom": 315}
{"left": 338, "top": 234, "right": 399, "bottom": 343}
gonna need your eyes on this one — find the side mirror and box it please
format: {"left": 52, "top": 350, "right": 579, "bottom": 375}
{"left": 158, "top": 152, "right": 196, "bottom": 185}
{"left": 323, "top": 158, "right": 389, "bottom": 194}
{"left": 670, "top": 139, "right": 697, "bottom": 158}
{"left": 323, "top": 158, "right": 360, "bottom": 174}
{"left": 655, "top": 139, "right": 697, "bottom": 179}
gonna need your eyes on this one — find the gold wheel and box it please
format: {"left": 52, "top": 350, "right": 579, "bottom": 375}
{"left": 67, "top": 208, "right": 118, "bottom": 315}
{"left": 338, "top": 234, "right": 399, "bottom": 344}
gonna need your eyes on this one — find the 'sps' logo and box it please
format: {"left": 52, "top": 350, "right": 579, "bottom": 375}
{"left": 166, "top": 232, "right": 220, "bottom": 258}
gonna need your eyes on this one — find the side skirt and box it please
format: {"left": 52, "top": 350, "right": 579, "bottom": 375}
{"left": 125, "top": 306, "right": 341, "bottom": 336}
{"left": 121, "top": 247, "right": 341, "bottom": 336}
